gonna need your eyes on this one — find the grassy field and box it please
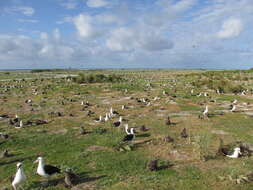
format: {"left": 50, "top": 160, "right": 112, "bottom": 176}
{"left": 1, "top": 69, "right": 253, "bottom": 189}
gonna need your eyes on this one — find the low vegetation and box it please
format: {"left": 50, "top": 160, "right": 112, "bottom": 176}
{"left": 0, "top": 69, "right": 253, "bottom": 190}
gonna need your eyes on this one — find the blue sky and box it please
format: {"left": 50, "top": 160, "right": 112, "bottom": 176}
{"left": 0, "top": 0, "right": 253, "bottom": 69}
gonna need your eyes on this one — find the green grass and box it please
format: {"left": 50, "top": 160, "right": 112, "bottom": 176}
{"left": 1, "top": 69, "right": 253, "bottom": 189}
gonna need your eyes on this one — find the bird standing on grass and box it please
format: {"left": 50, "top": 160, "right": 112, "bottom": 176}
{"left": 123, "top": 128, "right": 135, "bottom": 142}
{"left": 203, "top": 106, "right": 208, "bottom": 117}
{"left": 12, "top": 162, "right": 26, "bottom": 190}
{"left": 34, "top": 157, "right": 61, "bottom": 185}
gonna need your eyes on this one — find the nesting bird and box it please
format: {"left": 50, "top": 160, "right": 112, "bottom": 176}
{"left": 1, "top": 149, "right": 10, "bottom": 158}
{"left": 64, "top": 168, "right": 79, "bottom": 187}
{"left": 230, "top": 104, "right": 236, "bottom": 112}
{"left": 15, "top": 120, "right": 23, "bottom": 129}
{"left": 123, "top": 126, "right": 135, "bottom": 142}
{"left": 12, "top": 162, "right": 26, "bottom": 190}
{"left": 147, "top": 160, "right": 158, "bottom": 171}
{"left": 166, "top": 116, "right": 171, "bottom": 125}
{"left": 140, "top": 125, "right": 149, "bottom": 132}
{"left": 113, "top": 116, "right": 122, "bottom": 127}
{"left": 94, "top": 115, "right": 102, "bottom": 123}
{"left": 0, "top": 133, "right": 9, "bottom": 139}
{"left": 226, "top": 147, "right": 241, "bottom": 158}
{"left": 180, "top": 128, "right": 188, "bottom": 138}
{"left": 80, "top": 126, "right": 86, "bottom": 135}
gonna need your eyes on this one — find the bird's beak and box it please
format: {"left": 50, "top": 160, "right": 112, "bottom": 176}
{"left": 33, "top": 159, "right": 38, "bottom": 164}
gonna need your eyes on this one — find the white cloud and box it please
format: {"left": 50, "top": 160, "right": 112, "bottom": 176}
{"left": 60, "top": 0, "right": 77, "bottom": 9}
{"left": 40, "top": 32, "right": 48, "bottom": 40}
{"left": 217, "top": 18, "right": 243, "bottom": 39}
{"left": 86, "top": 0, "right": 108, "bottom": 8}
{"left": 140, "top": 37, "right": 174, "bottom": 51}
{"left": 10, "top": 6, "right": 35, "bottom": 16}
{"left": 106, "top": 27, "right": 137, "bottom": 51}
{"left": 73, "top": 14, "right": 96, "bottom": 39}
{"left": 17, "top": 18, "right": 38, "bottom": 23}
{"left": 53, "top": 28, "right": 61, "bottom": 40}
{"left": 56, "top": 16, "right": 73, "bottom": 24}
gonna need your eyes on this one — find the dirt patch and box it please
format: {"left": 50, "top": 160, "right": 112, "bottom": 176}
{"left": 71, "top": 182, "right": 95, "bottom": 190}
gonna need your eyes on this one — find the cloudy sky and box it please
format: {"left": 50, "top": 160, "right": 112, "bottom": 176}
{"left": 0, "top": 0, "right": 252, "bottom": 69}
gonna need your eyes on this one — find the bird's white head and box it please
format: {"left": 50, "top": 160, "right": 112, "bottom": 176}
{"left": 16, "top": 162, "right": 22, "bottom": 169}
{"left": 34, "top": 156, "right": 43, "bottom": 163}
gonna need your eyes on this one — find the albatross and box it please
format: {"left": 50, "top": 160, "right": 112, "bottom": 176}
{"left": 12, "top": 162, "right": 26, "bottom": 190}
{"left": 226, "top": 147, "right": 241, "bottom": 158}
{"left": 123, "top": 127, "right": 135, "bottom": 142}
{"left": 34, "top": 157, "right": 61, "bottom": 184}
{"left": 113, "top": 116, "right": 122, "bottom": 127}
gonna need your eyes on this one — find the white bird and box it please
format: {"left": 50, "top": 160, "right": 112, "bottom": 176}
{"left": 230, "top": 104, "right": 236, "bottom": 112}
{"left": 123, "top": 128, "right": 135, "bottom": 142}
{"left": 232, "top": 99, "right": 238, "bottom": 104}
{"left": 94, "top": 115, "right": 102, "bottom": 122}
{"left": 203, "top": 106, "right": 208, "bottom": 116}
{"left": 15, "top": 120, "right": 23, "bottom": 129}
{"left": 124, "top": 124, "right": 130, "bottom": 135}
{"left": 226, "top": 147, "right": 241, "bottom": 158}
{"left": 113, "top": 116, "right": 122, "bottom": 127}
{"left": 121, "top": 105, "right": 125, "bottom": 110}
{"left": 15, "top": 114, "right": 19, "bottom": 119}
{"left": 104, "top": 113, "right": 109, "bottom": 122}
{"left": 153, "top": 96, "right": 160, "bottom": 101}
{"left": 241, "top": 91, "right": 246, "bottom": 96}
{"left": 12, "top": 162, "right": 26, "bottom": 190}
{"left": 110, "top": 107, "right": 113, "bottom": 116}
{"left": 34, "top": 157, "right": 60, "bottom": 184}
{"left": 81, "top": 101, "right": 84, "bottom": 105}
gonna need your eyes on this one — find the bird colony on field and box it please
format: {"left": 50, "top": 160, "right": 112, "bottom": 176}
{"left": 1, "top": 69, "right": 253, "bottom": 190}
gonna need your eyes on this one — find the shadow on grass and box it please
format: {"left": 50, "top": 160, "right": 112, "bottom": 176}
{"left": 136, "top": 133, "right": 151, "bottom": 138}
{"left": 0, "top": 156, "right": 34, "bottom": 166}
{"left": 27, "top": 172, "right": 106, "bottom": 189}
